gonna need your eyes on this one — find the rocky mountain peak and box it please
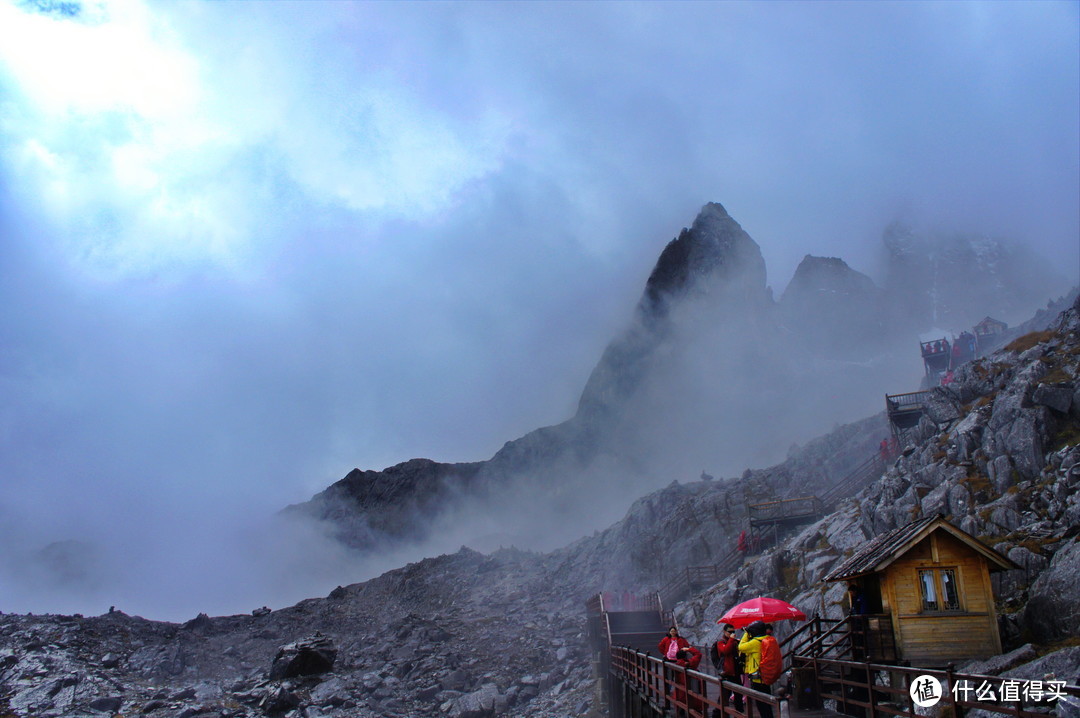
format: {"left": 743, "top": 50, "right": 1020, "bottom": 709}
{"left": 782, "top": 255, "right": 876, "bottom": 299}
{"left": 288, "top": 201, "right": 1071, "bottom": 571}
{"left": 640, "top": 202, "right": 767, "bottom": 317}
{"left": 779, "top": 255, "right": 886, "bottom": 357}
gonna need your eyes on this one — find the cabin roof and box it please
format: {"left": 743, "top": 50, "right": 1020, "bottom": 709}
{"left": 975, "top": 316, "right": 1007, "bottom": 329}
{"left": 823, "top": 514, "right": 1019, "bottom": 581}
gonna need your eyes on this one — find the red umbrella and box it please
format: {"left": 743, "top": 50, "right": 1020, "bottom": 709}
{"left": 717, "top": 597, "right": 807, "bottom": 628}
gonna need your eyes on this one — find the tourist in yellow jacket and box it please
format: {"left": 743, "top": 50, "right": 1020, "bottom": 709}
{"left": 738, "top": 621, "right": 773, "bottom": 718}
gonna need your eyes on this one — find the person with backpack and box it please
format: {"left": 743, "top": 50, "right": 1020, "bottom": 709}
{"left": 712, "top": 623, "right": 744, "bottom": 711}
{"left": 739, "top": 621, "right": 782, "bottom": 718}
{"left": 759, "top": 624, "right": 783, "bottom": 686}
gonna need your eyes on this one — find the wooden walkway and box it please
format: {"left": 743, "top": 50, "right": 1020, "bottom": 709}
{"left": 607, "top": 643, "right": 1080, "bottom": 718}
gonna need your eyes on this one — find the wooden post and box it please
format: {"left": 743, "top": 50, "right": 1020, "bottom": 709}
{"left": 945, "top": 663, "right": 964, "bottom": 718}
{"left": 866, "top": 661, "right": 876, "bottom": 718}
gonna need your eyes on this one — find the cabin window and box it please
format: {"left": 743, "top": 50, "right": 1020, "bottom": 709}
{"left": 940, "top": 569, "right": 960, "bottom": 609}
{"left": 918, "top": 568, "right": 961, "bottom": 611}
{"left": 918, "top": 570, "right": 938, "bottom": 610}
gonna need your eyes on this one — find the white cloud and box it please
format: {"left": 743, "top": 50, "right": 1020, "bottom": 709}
{"left": 0, "top": 0, "right": 512, "bottom": 279}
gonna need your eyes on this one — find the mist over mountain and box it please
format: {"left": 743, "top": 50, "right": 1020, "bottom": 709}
{"left": 779, "top": 255, "right": 887, "bottom": 359}
{"left": 290, "top": 202, "right": 1068, "bottom": 560}
{"left": 880, "top": 220, "right": 1068, "bottom": 331}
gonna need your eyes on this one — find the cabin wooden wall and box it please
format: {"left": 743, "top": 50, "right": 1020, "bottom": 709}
{"left": 881, "top": 530, "right": 1002, "bottom": 666}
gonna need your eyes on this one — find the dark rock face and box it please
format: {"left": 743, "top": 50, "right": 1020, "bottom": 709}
{"left": 1021, "top": 537, "right": 1080, "bottom": 642}
{"left": 638, "top": 202, "right": 768, "bottom": 318}
{"left": 292, "top": 458, "right": 485, "bottom": 550}
{"left": 577, "top": 202, "right": 770, "bottom": 420}
{"left": 269, "top": 634, "right": 337, "bottom": 680}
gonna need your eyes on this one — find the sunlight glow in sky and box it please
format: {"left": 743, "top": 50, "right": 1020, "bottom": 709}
{"left": 0, "top": 0, "right": 511, "bottom": 278}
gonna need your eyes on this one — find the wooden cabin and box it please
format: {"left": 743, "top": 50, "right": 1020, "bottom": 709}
{"left": 824, "top": 514, "right": 1019, "bottom": 667}
{"left": 973, "top": 316, "right": 1008, "bottom": 340}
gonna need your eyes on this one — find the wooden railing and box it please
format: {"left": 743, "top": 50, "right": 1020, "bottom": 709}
{"left": 658, "top": 566, "right": 723, "bottom": 609}
{"left": 886, "top": 391, "right": 930, "bottom": 410}
{"left": 920, "top": 338, "right": 949, "bottom": 354}
{"left": 748, "top": 496, "right": 824, "bottom": 526}
{"left": 784, "top": 615, "right": 898, "bottom": 668}
{"left": 887, "top": 391, "right": 931, "bottom": 438}
{"left": 587, "top": 591, "right": 662, "bottom": 615}
{"left": 609, "top": 645, "right": 781, "bottom": 718}
{"left": 609, "top": 644, "right": 1080, "bottom": 718}
{"left": 820, "top": 455, "right": 885, "bottom": 507}
{"left": 801, "top": 655, "right": 1080, "bottom": 718}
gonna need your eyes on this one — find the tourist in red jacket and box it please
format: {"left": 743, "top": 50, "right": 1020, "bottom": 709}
{"left": 716, "top": 624, "right": 744, "bottom": 711}
{"left": 671, "top": 646, "right": 703, "bottom": 716}
{"left": 658, "top": 626, "right": 690, "bottom": 660}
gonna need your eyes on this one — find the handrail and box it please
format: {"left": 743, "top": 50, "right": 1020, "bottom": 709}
{"left": 821, "top": 454, "right": 884, "bottom": 506}
{"left": 805, "top": 655, "right": 1080, "bottom": 718}
{"left": 658, "top": 564, "right": 725, "bottom": 608}
{"left": 611, "top": 645, "right": 1080, "bottom": 718}
{"left": 886, "top": 391, "right": 930, "bottom": 407}
{"left": 610, "top": 644, "right": 782, "bottom": 718}
{"left": 748, "top": 496, "right": 823, "bottom": 522}
{"left": 920, "top": 339, "right": 949, "bottom": 356}
{"left": 797, "top": 614, "right": 856, "bottom": 659}
{"left": 779, "top": 614, "right": 841, "bottom": 654}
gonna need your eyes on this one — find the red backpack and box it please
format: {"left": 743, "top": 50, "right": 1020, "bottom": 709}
{"left": 758, "top": 635, "right": 783, "bottom": 685}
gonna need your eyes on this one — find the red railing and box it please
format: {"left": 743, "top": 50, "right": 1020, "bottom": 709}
{"left": 609, "top": 643, "right": 1080, "bottom": 718}
{"left": 610, "top": 644, "right": 781, "bottom": 718}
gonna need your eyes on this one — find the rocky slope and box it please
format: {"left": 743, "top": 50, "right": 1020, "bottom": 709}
{"left": 3, "top": 296, "right": 1078, "bottom": 717}
{"left": 0, "top": 548, "right": 595, "bottom": 718}
{"left": 0, "top": 411, "right": 889, "bottom": 718}
{"left": 670, "top": 293, "right": 1080, "bottom": 682}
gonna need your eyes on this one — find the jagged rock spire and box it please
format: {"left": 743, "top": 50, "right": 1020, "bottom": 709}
{"left": 640, "top": 202, "right": 767, "bottom": 317}
{"left": 577, "top": 203, "right": 768, "bottom": 420}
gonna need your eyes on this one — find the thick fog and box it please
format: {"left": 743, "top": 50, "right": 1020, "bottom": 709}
{"left": 0, "top": 0, "right": 1077, "bottom": 621}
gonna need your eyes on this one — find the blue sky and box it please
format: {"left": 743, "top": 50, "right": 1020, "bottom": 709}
{"left": 1, "top": 0, "right": 1077, "bottom": 619}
